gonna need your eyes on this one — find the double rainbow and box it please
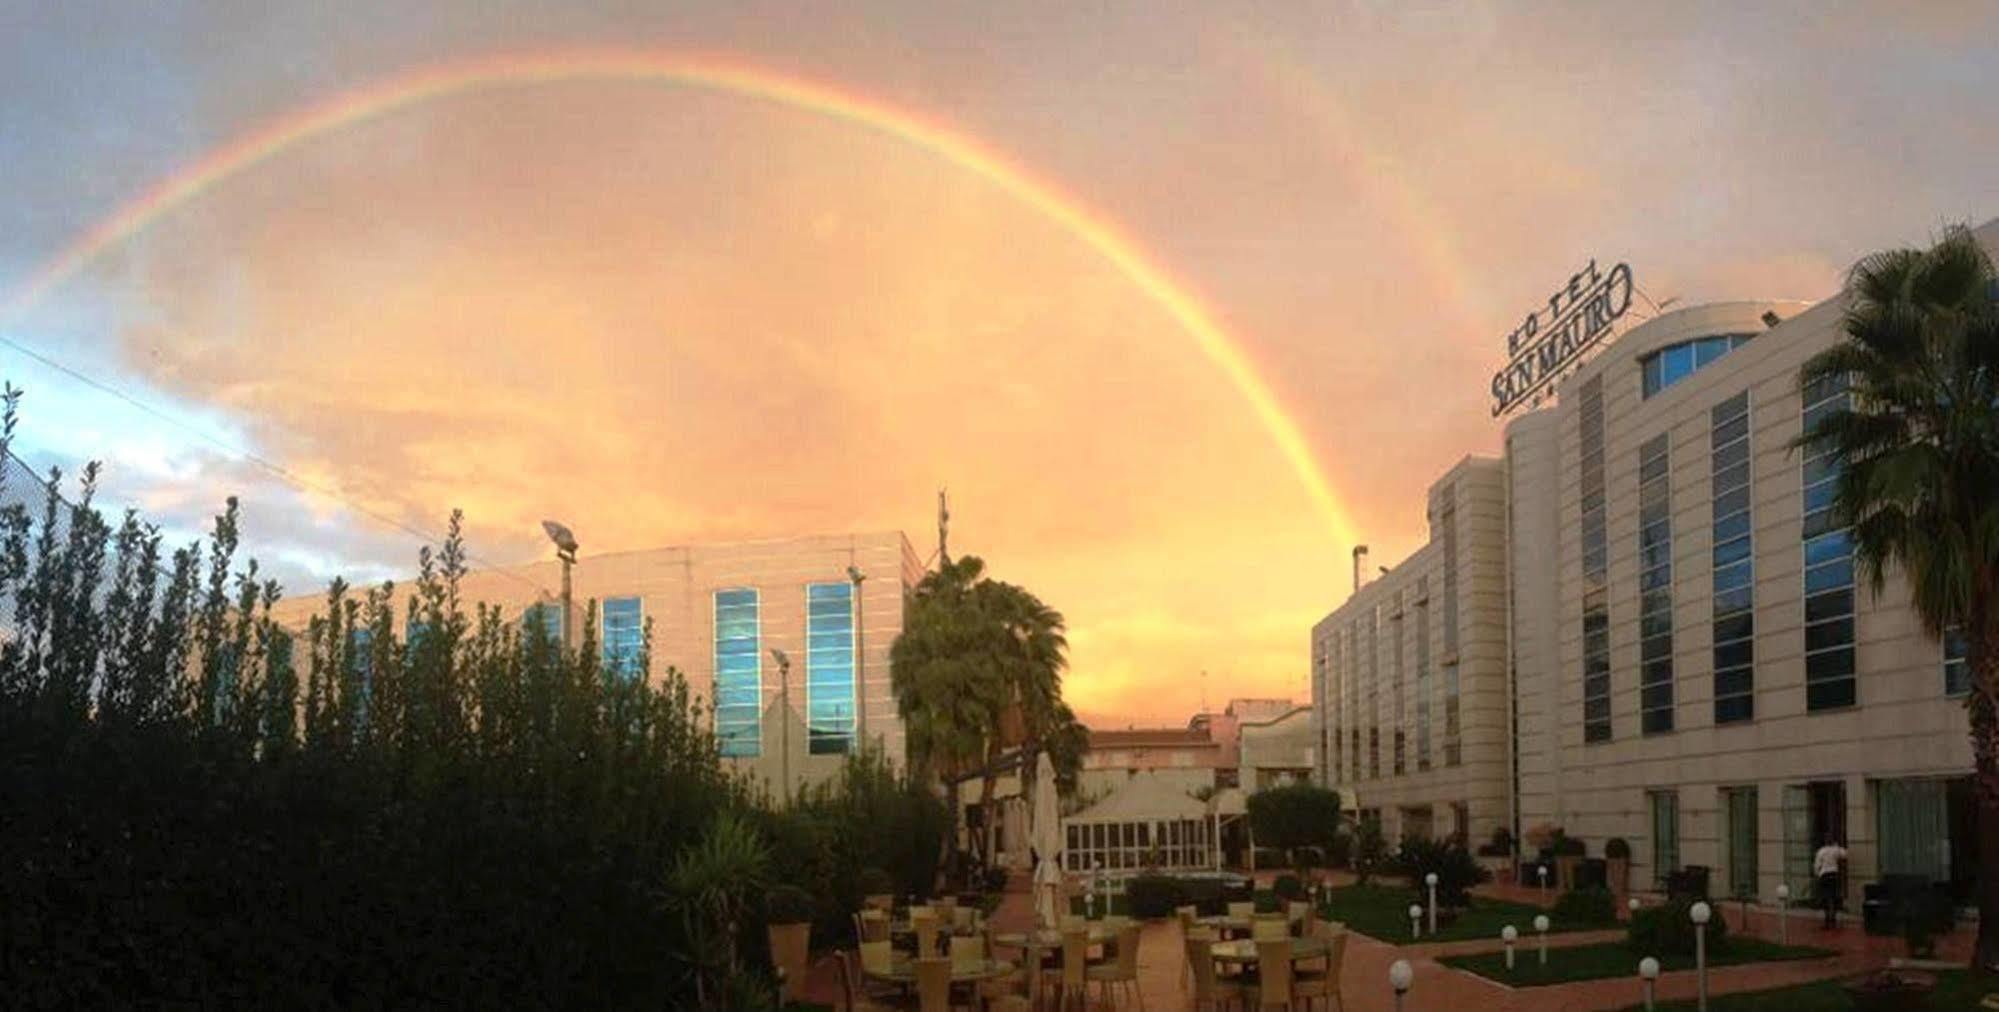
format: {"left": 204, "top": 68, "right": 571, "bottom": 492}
{"left": 0, "top": 48, "right": 1357, "bottom": 548}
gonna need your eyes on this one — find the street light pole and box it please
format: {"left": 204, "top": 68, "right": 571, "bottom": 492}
{"left": 1690, "top": 901, "right": 1712, "bottom": 1012}
{"left": 542, "top": 520, "right": 580, "bottom": 653}
{"left": 772, "top": 648, "right": 792, "bottom": 801}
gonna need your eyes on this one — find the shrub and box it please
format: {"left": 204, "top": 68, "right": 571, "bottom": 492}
{"left": 1124, "top": 874, "right": 1188, "bottom": 919}
{"left": 1273, "top": 874, "right": 1306, "bottom": 902}
{"left": 1553, "top": 887, "right": 1617, "bottom": 925}
{"left": 1476, "top": 825, "right": 1514, "bottom": 858}
{"left": 1326, "top": 829, "right": 1354, "bottom": 869}
{"left": 1352, "top": 820, "right": 1389, "bottom": 885}
{"left": 858, "top": 867, "right": 897, "bottom": 898}
{"left": 1524, "top": 823, "right": 1560, "bottom": 853}
{"left": 1552, "top": 832, "right": 1587, "bottom": 857}
{"left": 1392, "top": 836, "right": 1490, "bottom": 908}
{"left": 1628, "top": 898, "right": 1729, "bottom": 957}
{"left": 1604, "top": 837, "right": 1632, "bottom": 860}
{"left": 1245, "top": 784, "right": 1342, "bottom": 867}
{"left": 764, "top": 884, "right": 816, "bottom": 924}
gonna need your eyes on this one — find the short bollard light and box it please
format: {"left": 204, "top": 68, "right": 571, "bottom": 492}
{"left": 1425, "top": 871, "right": 1440, "bottom": 935}
{"left": 1537, "top": 863, "right": 1549, "bottom": 895}
{"left": 1776, "top": 883, "right": 1791, "bottom": 946}
{"left": 1534, "top": 913, "right": 1551, "bottom": 966}
{"left": 1690, "top": 901, "right": 1713, "bottom": 1012}
{"left": 1638, "top": 956, "right": 1661, "bottom": 1011}
{"left": 1389, "top": 958, "right": 1414, "bottom": 1012}
{"left": 1409, "top": 903, "right": 1424, "bottom": 939}
{"left": 1628, "top": 897, "right": 1641, "bottom": 916}
{"left": 1501, "top": 925, "right": 1518, "bottom": 971}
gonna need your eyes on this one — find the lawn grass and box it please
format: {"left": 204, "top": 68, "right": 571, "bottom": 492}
{"left": 1440, "top": 936, "right": 1838, "bottom": 987}
{"left": 1613, "top": 968, "right": 1999, "bottom": 1011}
{"left": 1317, "top": 882, "right": 1618, "bottom": 944}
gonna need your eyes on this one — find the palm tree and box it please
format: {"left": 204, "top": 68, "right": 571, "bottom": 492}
{"left": 969, "top": 577, "right": 1068, "bottom": 867}
{"left": 1797, "top": 225, "right": 1999, "bottom": 970}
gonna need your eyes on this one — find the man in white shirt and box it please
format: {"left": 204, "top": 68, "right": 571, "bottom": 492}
{"left": 1814, "top": 838, "right": 1849, "bottom": 928}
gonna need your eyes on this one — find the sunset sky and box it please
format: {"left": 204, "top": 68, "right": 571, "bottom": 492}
{"left": 2, "top": 2, "right": 1995, "bottom": 725}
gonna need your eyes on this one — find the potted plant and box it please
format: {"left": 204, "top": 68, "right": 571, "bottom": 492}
{"left": 1475, "top": 826, "right": 1514, "bottom": 880}
{"left": 1604, "top": 837, "right": 1632, "bottom": 905}
{"left": 858, "top": 866, "right": 897, "bottom": 913}
{"left": 1552, "top": 832, "right": 1586, "bottom": 891}
{"left": 764, "top": 884, "right": 816, "bottom": 1003}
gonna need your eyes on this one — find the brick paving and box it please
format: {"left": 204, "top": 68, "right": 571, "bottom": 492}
{"left": 797, "top": 868, "right": 1978, "bottom": 1010}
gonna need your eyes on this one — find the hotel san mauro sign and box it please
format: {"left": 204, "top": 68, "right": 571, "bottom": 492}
{"left": 1490, "top": 259, "right": 1635, "bottom": 416}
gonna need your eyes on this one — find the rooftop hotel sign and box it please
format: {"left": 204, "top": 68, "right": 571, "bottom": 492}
{"left": 1490, "top": 259, "right": 1634, "bottom": 415}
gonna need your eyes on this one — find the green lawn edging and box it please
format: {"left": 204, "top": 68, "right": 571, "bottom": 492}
{"left": 1440, "top": 937, "right": 1838, "bottom": 988}
{"left": 1317, "top": 883, "right": 1618, "bottom": 945}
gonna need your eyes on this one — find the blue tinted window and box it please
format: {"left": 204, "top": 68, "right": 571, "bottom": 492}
{"left": 805, "top": 582, "right": 857, "bottom": 755}
{"left": 713, "top": 589, "right": 762, "bottom": 756}
{"left": 1802, "top": 375, "right": 1855, "bottom": 711}
{"left": 1640, "top": 334, "right": 1756, "bottom": 399}
{"left": 523, "top": 602, "right": 563, "bottom": 643}
{"left": 602, "top": 597, "right": 643, "bottom": 679}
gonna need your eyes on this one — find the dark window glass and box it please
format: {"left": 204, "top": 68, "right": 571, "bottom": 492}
{"left": 1807, "top": 679, "right": 1856, "bottom": 711}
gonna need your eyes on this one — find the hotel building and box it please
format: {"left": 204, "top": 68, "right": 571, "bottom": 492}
{"left": 1313, "top": 219, "right": 1991, "bottom": 908}
{"left": 271, "top": 531, "right": 925, "bottom": 794}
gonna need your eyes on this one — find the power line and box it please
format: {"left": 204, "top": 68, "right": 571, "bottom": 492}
{"left": 0, "top": 332, "right": 551, "bottom": 596}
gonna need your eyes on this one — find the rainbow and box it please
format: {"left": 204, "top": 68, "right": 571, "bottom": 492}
{"left": 0, "top": 49, "right": 1357, "bottom": 548}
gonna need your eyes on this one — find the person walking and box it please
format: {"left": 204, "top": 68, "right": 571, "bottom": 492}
{"left": 1814, "top": 837, "right": 1849, "bottom": 929}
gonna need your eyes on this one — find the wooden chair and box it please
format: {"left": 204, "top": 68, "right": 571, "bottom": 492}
{"left": 1175, "top": 905, "right": 1199, "bottom": 989}
{"left": 863, "top": 893, "right": 896, "bottom": 913}
{"left": 1085, "top": 920, "right": 1145, "bottom": 1009}
{"left": 1185, "top": 932, "right": 1244, "bottom": 1011}
{"left": 1289, "top": 900, "right": 1313, "bottom": 934}
{"left": 1227, "top": 900, "right": 1256, "bottom": 920}
{"left": 914, "top": 957, "right": 952, "bottom": 1012}
{"left": 1036, "top": 926, "right": 1089, "bottom": 1011}
{"left": 857, "top": 910, "right": 891, "bottom": 944}
{"left": 1240, "top": 938, "right": 1293, "bottom": 1011}
{"left": 912, "top": 913, "right": 942, "bottom": 958}
{"left": 836, "top": 949, "right": 903, "bottom": 1012}
{"left": 859, "top": 940, "right": 895, "bottom": 978}
{"left": 1293, "top": 927, "right": 1347, "bottom": 1011}
{"left": 1252, "top": 914, "right": 1290, "bottom": 941}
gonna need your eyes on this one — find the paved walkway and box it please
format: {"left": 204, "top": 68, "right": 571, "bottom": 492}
{"left": 799, "top": 869, "right": 1979, "bottom": 1010}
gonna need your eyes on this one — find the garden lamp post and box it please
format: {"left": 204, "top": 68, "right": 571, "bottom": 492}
{"left": 1425, "top": 871, "right": 1439, "bottom": 935}
{"left": 1501, "top": 925, "right": 1518, "bottom": 970}
{"left": 1629, "top": 897, "right": 1641, "bottom": 918}
{"left": 1690, "top": 900, "right": 1712, "bottom": 1012}
{"left": 1776, "top": 883, "right": 1790, "bottom": 946}
{"left": 1638, "top": 956, "right": 1660, "bottom": 1011}
{"left": 1408, "top": 903, "right": 1423, "bottom": 939}
{"left": 1538, "top": 863, "right": 1549, "bottom": 896}
{"left": 1534, "top": 913, "right": 1550, "bottom": 965}
{"left": 1389, "top": 959, "right": 1413, "bottom": 1012}
{"left": 541, "top": 520, "right": 579, "bottom": 651}
{"left": 847, "top": 565, "right": 866, "bottom": 747}
{"left": 770, "top": 648, "right": 791, "bottom": 798}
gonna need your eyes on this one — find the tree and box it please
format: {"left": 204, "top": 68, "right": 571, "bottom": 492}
{"left": 1245, "top": 783, "right": 1342, "bottom": 870}
{"left": 1795, "top": 225, "right": 1999, "bottom": 970}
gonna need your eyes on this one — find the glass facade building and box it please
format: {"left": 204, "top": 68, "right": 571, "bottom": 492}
{"left": 805, "top": 582, "right": 857, "bottom": 754}
{"left": 713, "top": 588, "right": 763, "bottom": 757}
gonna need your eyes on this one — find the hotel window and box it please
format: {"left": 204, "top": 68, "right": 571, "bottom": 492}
{"left": 1579, "top": 376, "right": 1612, "bottom": 743}
{"left": 1348, "top": 621, "right": 1361, "bottom": 776}
{"left": 1330, "top": 634, "right": 1344, "bottom": 783}
{"left": 713, "top": 588, "right": 762, "bottom": 757}
{"left": 806, "top": 582, "right": 857, "bottom": 754}
{"left": 1801, "top": 374, "right": 1857, "bottom": 711}
{"left": 1711, "top": 391, "right": 1756, "bottom": 724}
{"left": 523, "top": 602, "right": 563, "bottom": 644}
{"left": 350, "top": 627, "right": 374, "bottom": 729}
{"left": 1392, "top": 592, "right": 1406, "bottom": 777}
{"left": 601, "top": 596, "right": 643, "bottom": 679}
{"left": 1649, "top": 790, "right": 1681, "bottom": 884}
{"left": 1640, "top": 333, "right": 1754, "bottom": 398}
{"left": 1367, "top": 610, "right": 1380, "bottom": 780}
{"left": 1945, "top": 627, "right": 1969, "bottom": 697}
{"left": 1416, "top": 579, "right": 1432, "bottom": 772}
{"left": 1637, "top": 432, "right": 1674, "bottom": 735}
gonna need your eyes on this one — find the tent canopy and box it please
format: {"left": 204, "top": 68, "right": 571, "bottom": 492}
{"left": 1064, "top": 771, "right": 1210, "bottom": 825}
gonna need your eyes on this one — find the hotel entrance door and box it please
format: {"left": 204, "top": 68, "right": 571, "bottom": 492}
{"left": 1783, "top": 781, "right": 1847, "bottom": 901}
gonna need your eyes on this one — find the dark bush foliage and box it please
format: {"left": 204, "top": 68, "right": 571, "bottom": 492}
{"left": 1245, "top": 784, "right": 1342, "bottom": 867}
{"left": 1553, "top": 887, "right": 1618, "bottom": 925}
{"left": 1628, "top": 898, "right": 1729, "bottom": 957}
{"left": 1391, "top": 836, "right": 1491, "bottom": 908}
{"left": 1273, "top": 874, "right": 1306, "bottom": 902}
{"left": 1124, "top": 874, "right": 1187, "bottom": 919}
{"left": 1604, "top": 837, "right": 1632, "bottom": 860}
{"left": 1352, "top": 819, "right": 1389, "bottom": 885}
{"left": 1476, "top": 826, "right": 1514, "bottom": 857}
{"left": 1552, "top": 832, "right": 1587, "bottom": 857}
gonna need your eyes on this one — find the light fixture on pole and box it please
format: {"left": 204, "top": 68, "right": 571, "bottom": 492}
{"left": 1388, "top": 959, "right": 1413, "bottom": 1012}
{"left": 1408, "top": 903, "right": 1423, "bottom": 939}
{"left": 1534, "top": 913, "right": 1550, "bottom": 965}
{"left": 1425, "top": 872, "right": 1439, "bottom": 935}
{"left": 1537, "top": 863, "right": 1549, "bottom": 896}
{"left": 1638, "top": 956, "right": 1660, "bottom": 1011}
{"left": 541, "top": 520, "right": 579, "bottom": 652}
{"left": 1501, "top": 925, "right": 1518, "bottom": 970}
{"left": 1776, "top": 883, "right": 1790, "bottom": 946}
{"left": 1690, "top": 900, "right": 1712, "bottom": 1012}
{"left": 846, "top": 564, "right": 867, "bottom": 749}
{"left": 770, "top": 648, "right": 791, "bottom": 800}
{"left": 1629, "top": 897, "right": 1641, "bottom": 917}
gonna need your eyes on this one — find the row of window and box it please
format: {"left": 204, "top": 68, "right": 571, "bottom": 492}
{"left": 1711, "top": 392, "right": 1756, "bottom": 724}
{"left": 1640, "top": 333, "right": 1754, "bottom": 399}
{"left": 1579, "top": 377, "right": 1613, "bottom": 743}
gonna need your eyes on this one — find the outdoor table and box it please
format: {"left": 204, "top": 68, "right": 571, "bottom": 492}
{"left": 1207, "top": 935, "right": 1334, "bottom": 966}
{"left": 1197, "top": 911, "right": 1303, "bottom": 937}
{"left": 862, "top": 955, "right": 1016, "bottom": 986}
{"left": 989, "top": 921, "right": 1119, "bottom": 949}
{"left": 889, "top": 919, "right": 981, "bottom": 937}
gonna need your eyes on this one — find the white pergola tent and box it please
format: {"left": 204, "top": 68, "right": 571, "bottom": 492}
{"left": 1060, "top": 771, "right": 1240, "bottom": 874}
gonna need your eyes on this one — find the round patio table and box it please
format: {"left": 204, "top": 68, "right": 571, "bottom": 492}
{"left": 1207, "top": 935, "right": 1334, "bottom": 966}
{"left": 989, "top": 921, "right": 1119, "bottom": 949}
{"left": 1197, "top": 911, "right": 1303, "bottom": 937}
{"left": 862, "top": 956, "right": 1016, "bottom": 985}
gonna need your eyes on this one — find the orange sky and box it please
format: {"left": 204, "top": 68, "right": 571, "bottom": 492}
{"left": 2, "top": 3, "right": 1995, "bottom": 725}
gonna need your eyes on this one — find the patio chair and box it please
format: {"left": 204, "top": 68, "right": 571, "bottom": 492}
{"left": 912, "top": 913, "right": 943, "bottom": 958}
{"left": 1035, "top": 926, "right": 1089, "bottom": 1011}
{"left": 1227, "top": 900, "right": 1256, "bottom": 920}
{"left": 1239, "top": 938, "right": 1293, "bottom": 1011}
{"left": 863, "top": 893, "right": 896, "bottom": 913}
{"left": 836, "top": 949, "right": 903, "bottom": 1012}
{"left": 1293, "top": 926, "right": 1347, "bottom": 1011}
{"left": 1175, "top": 905, "right": 1199, "bottom": 989}
{"left": 1252, "top": 914, "right": 1290, "bottom": 941}
{"left": 914, "top": 957, "right": 952, "bottom": 1012}
{"left": 1184, "top": 933, "right": 1244, "bottom": 1011}
{"left": 859, "top": 940, "right": 895, "bottom": 979}
{"left": 1085, "top": 920, "right": 1145, "bottom": 1009}
{"left": 856, "top": 909, "right": 891, "bottom": 944}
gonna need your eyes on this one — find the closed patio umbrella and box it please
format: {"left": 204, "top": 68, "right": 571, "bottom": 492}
{"left": 1031, "top": 751, "right": 1064, "bottom": 928}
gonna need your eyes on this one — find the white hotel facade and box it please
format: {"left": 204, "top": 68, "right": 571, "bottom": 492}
{"left": 1312, "top": 220, "right": 1990, "bottom": 909}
